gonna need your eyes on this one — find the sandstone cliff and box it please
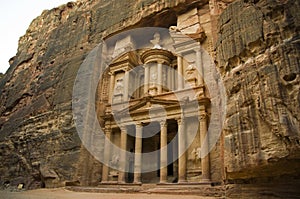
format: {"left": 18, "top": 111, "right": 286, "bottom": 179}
{"left": 216, "top": 0, "right": 300, "bottom": 197}
{"left": 0, "top": 0, "right": 299, "bottom": 198}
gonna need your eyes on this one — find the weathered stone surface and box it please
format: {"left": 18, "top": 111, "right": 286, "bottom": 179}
{"left": 216, "top": 0, "right": 300, "bottom": 197}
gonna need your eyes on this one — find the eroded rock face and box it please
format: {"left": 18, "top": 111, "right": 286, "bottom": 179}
{"left": 216, "top": 0, "right": 300, "bottom": 197}
{"left": 0, "top": 0, "right": 299, "bottom": 197}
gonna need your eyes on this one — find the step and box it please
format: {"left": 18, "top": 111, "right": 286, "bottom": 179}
{"left": 65, "top": 184, "right": 225, "bottom": 198}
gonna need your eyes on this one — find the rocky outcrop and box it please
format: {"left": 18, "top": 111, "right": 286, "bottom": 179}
{"left": 216, "top": 0, "right": 300, "bottom": 197}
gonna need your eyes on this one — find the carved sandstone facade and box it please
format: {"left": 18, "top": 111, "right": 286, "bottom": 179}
{"left": 97, "top": 29, "right": 211, "bottom": 184}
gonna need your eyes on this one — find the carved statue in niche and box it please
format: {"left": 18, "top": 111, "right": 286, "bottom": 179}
{"left": 150, "top": 72, "right": 157, "bottom": 82}
{"left": 185, "top": 62, "right": 198, "bottom": 87}
{"left": 163, "top": 71, "right": 167, "bottom": 85}
{"left": 114, "top": 78, "right": 124, "bottom": 95}
{"left": 148, "top": 69, "right": 158, "bottom": 95}
{"left": 150, "top": 32, "right": 162, "bottom": 49}
{"left": 110, "top": 154, "right": 119, "bottom": 167}
{"left": 107, "top": 153, "right": 120, "bottom": 181}
{"left": 189, "top": 147, "right": 201, "bottom": 169}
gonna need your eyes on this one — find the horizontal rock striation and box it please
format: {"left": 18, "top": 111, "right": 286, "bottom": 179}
{"left": 216, "top": 0, "right": 300, "bottom": 197}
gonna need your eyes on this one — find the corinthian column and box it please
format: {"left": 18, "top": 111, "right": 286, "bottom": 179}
{"left": 102, "top": 127, "right": 111, "bottom": 183}
{"left": 160, "top": 120, "right": 168, "bottom": 183}
{"left": 134, "top": 123, "right": 142, "bottom": 183}
{"left": 177, "top": 118, "right": 187, "bottom": 183}
{"left": 199, "top": 105, "right": 210, "bottom": 182}
{"left": 118, "top": 126, "right": 127, "bottom": 183}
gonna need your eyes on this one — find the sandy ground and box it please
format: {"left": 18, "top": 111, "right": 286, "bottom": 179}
{"left": 0, "top": 188, "right": 216, "bottom": 199}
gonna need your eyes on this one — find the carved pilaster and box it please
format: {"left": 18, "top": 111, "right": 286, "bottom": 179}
{"left": 109, "top": 72, "right": 115, "bottom": 104}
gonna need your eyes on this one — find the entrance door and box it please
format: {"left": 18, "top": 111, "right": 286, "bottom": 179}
{"left": 141, "top": 122, "right": 160, "bottom": 183}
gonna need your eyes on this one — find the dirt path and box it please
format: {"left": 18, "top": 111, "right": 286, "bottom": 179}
{"left": 0, "top": 188, "right": 217, "bottom": 199}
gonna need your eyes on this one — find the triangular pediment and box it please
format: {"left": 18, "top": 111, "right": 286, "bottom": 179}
{"left": 115, "top": 96, "right": 179, "bottom": 115}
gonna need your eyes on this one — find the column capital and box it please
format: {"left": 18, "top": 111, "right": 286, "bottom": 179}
{"left": 136, "top": 122, "right": 143, "bottom": 128}
{"left": 176, "top": 117, "right": 185, "bottom": 125}
{"left": 160, "top": 120, "right": 167, "bottom": 127}
{"left": 157, "top": 60, "right": 164, "bottom": 65}
{"left": 200, "top": 112, "right": 208, "bottom": 121}
{"left": 194, "top": 47, "right": 203, "bottom": 54}
{"left": 120, "top": 125, "right": 127, "bottom": 132}
{"left": 199, "top": 105, "right": 208, "bottom": 120}
{"left": 177, "top": 53, "right": 183, "bottom": 58}
{"left": 122, "top": 68, "right": 130, "bottom": 72}
{"left": 104, "top": 127, "right": 111, "bottom": 134}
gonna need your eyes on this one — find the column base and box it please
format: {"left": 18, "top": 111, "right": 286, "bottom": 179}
{"left": 178, "top": 180, "right": 187, "bottom": 184}
{"left": 159, "top": 180, "right": 168, "bottom": 184}
{"left": 200, "top": 178, "right": 211, "bottom": 183}
{"left": 101, "top": 181, "right": 118, "bottom": 185}
{"left": 133, "top": 181, "right": 142, "bottom": 185}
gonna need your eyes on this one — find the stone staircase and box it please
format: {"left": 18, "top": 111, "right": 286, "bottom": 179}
{"left": 65, "top": 183, "right": 225, "bottom": 198}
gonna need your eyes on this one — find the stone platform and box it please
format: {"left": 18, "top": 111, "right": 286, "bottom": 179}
{"left": 65, "top": 183, "right": 225, "bottom": 198}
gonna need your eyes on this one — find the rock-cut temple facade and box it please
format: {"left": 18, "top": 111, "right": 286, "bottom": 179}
{"left": 96, "top": 26, "right": 213, "bottom": 184}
